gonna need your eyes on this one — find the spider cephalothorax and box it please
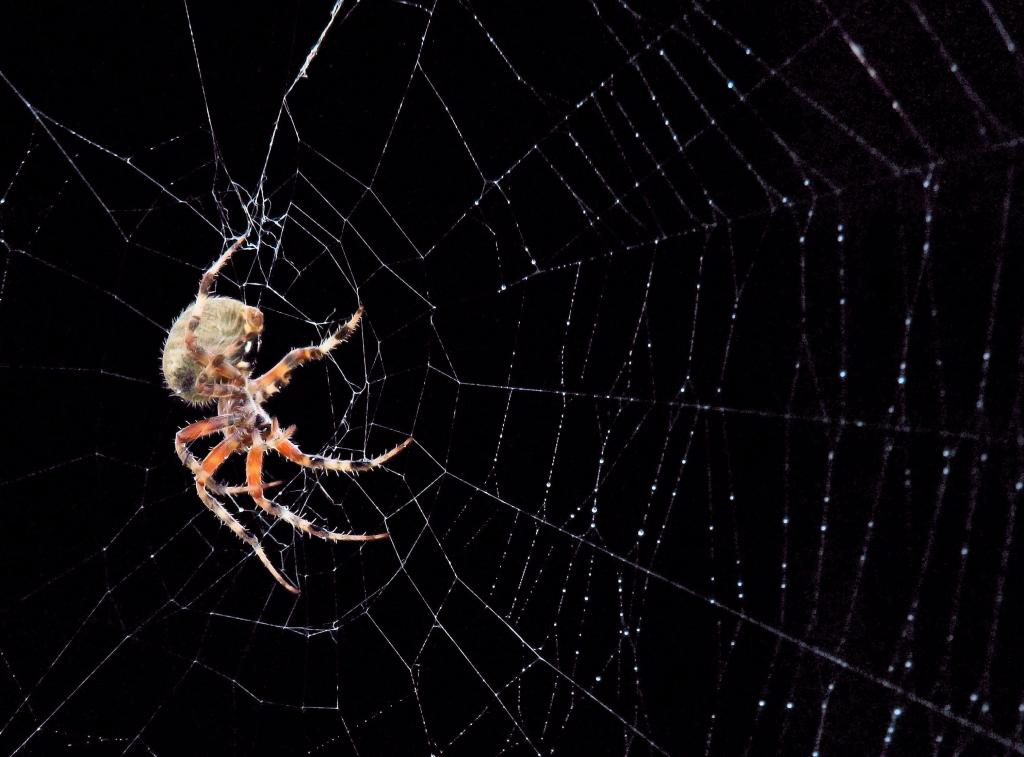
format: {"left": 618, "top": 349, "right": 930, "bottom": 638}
{"left": 164, "top": 237, "right": 411, "bottom": 594}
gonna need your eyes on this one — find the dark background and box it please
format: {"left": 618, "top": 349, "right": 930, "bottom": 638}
{"left": 2, "top": 1, "right": 1024, "bottom": 754}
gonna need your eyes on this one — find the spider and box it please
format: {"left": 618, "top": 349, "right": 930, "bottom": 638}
{"left": 163, "top": 236, "right": 411, "bottom": 594}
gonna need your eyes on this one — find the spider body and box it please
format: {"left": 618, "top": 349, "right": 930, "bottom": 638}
{"left": 167, "top": 237, "right": 411, "bottom": 594}
{"left": 163, "top": 296, "right": 262, "bottom": 404}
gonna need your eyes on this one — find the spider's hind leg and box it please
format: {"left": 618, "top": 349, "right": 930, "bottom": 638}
{"left": 195, "top": 236, "right": 247, "bottom": 306}
{"left": 184, "top": 235, "right": 250, "bottom": 366}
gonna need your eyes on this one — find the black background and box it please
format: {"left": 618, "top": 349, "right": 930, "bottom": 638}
{"left": 2, "top": 2, "right": 1024, "bottom": 755}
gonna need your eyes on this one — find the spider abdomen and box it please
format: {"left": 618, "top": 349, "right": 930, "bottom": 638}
{"left": 162, "top": 296, "right": 255, "bottom": 404}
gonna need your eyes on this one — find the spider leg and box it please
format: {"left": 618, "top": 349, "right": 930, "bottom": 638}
{"left": 195, "top": 433, "right": 301, "bottom": 594}
{"left": 252, "top": 305, "right": 363, "bottom": 401}
{"left": 176, "top": 414, "right": 236, "bottom": 477}
{"left": 192, "top": 235, "right": 247, "bottom": 313}
{"left": 175, "top": 414, "right": 270, "bottom": 496}
{"left": 246, "top": 440, "right": 388, "bottom": 542}
{"left": 269, "top": 426, "right": 413, "bottom": 475}
{"left": 191, "top": 351, "right": 247, "bottom": 386}
{"left": 184, "top": 235, "right": 253, "bottom": 370}
{"left": 194, "top": 374, "right": 247, "bottom": 400}
{"left": 219, "top": 480, "right": 284, "bottom": 496}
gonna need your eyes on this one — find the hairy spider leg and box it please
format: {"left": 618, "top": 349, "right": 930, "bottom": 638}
{"left": 175, "top": 415, "right": 279, "bottom": 496}
{"left": 176, "top": 414, "right": 235, "bottom": 477}
{"left": 270, "top": 430, "right": 413, "bottom": 476}
{"left": 182, "top": 236, "right": 262, "bottom": 385}
{"left": 193, "top": 381, "right": 247, "bottom": 401}
{"left": 195, "top": 432, "right": 301, "bottom": 594}
{"left": 246, "top": 439, "right": 388, "bottom": 542}
{"left": 252, "top": 305, "right": 364, "bottom": 401}
{"left": 184, "top": 236, "right": 247, "bottom": 362}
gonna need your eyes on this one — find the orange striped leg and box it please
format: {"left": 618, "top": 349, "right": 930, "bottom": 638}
{"left": 195, "top": 433, "right": 300, "bottom": 594}
{"left": 193, "top": 378, "right": 247, "bottom": 401}
{"left": 246, "top": 442, "right": 388, "bottom": 542}
{"left": 252, "top": 305, "right": 363, "bottom": 401}
{"left": 175, "top": 414, "right": 273, "bottom": 496}
{"left": 270, "top": 431, "right": 412, "bottom": 476}
{"left": 176, "top": 414, "right": 236, "bottom": 477}
{"left": 191, "top": 352, "right": 247, "bottom": 386}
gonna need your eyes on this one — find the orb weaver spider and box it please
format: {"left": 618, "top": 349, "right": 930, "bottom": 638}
{"left": 163, "top": 236, "right": 411, "bottom": 594}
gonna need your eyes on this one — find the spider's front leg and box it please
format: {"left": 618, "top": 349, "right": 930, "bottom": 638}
{"left": 245, "top": 438, "right": 389, "bottom": 542}
{"left": 176, "top": 414, "right": 236, "bottom": 478}
{"left": 175, "top": 415, "right": 279, "bottom": 496}
{"left": 269, "top": 424, "right": 413, "bottom": 475}
{"left": 194, "top": 432, "right": 301, "bottom": 594}
{"left": 251, "top": 305, "right": 363, "bottom": 401}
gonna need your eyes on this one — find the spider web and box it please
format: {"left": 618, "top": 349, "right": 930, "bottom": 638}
{"left": 2, "top": 1, "right": 1024, "bottom": 753}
